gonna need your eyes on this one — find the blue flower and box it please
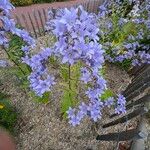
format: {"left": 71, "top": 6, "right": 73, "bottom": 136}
{"left": 115, "top": 94, "right": 126, "bottom": 114}
{"left": 80, "top": 67, "right": 92, "bottom": 84}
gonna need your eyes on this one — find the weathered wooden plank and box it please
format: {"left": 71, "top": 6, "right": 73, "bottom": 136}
{"left": 51, "top": 8, "right": 57, "bottom": 19}
{"left": 129, "top": 64, "right": 147, "bottom": 77}
{"left": 103, "top": 107, "right": 148, "bottom": 128}
{"left": 89, "top": 0, "right": 93, "bottom": 13}
{"left": 124, "top": 76, "right": 150, "bottom": 97}
{"left": 93, "top": 0, "right": 97, "bottom": 14}
{"left": 86, "top": 0, "right": 90, "bottom": 13}
{"left": 125, "top": 66, "right": 150, "bottom": 92}
{"left": 27, "top": 12, "right": 37, "bottom": 38}
{"left": 21, "top": 13, "right": 30, "bottom": 32}
{"left": 42, "top": 8, "right": 47, "bottom": 23}
{"left": 96, "top": 129, "right": 140, "bottom": 141}
{"left": 131, "top": 65, "right": 150, "bottom": 84}
{"left": 126, "top": 95, "right": 150, "bottom": 110}
{"left": 15, "top": 15, "right": 23, "bottom": 28}
{"left": 126, "top": 82, "right": 150, "bottom": 102}
{"left": 33, "top": 10, "right": 42, "bottom": 36}
{"left": 37, "top": 10, "right": 45, "bottom": 35}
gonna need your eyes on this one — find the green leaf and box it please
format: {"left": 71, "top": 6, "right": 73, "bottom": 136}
{"left": 0, "top": 92, "right": 17, "bottom": 133}
{"left": 60, "top": 90, "right": 76, "bottom": 118}
{"left": 99, "top": 66, "right": 106, "bottom": 76}
{"left": 100, "top": 89, "right": 114, "bottom": 101}
{"left": 32, "top": 92, "right": 51, "bottom": 104}
{"left": 60, "top": 65, "right": 69, "bottom": 82}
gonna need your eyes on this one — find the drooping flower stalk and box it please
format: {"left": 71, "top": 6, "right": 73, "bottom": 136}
{"left": 0, "top": 0, "right": 127, "bottom": 126}
{"left": 98, "top": 0, "right": 150, "bottom": 67}
{"left": 0, "top": 0, "right": 35, "bottom": 75}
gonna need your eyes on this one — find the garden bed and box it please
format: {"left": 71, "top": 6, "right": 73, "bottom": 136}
{"left": 0, "top": 36, "right": 137, "bottom": 150}
{"left": 1, "top": 0, "right": 150, "bottom": 149}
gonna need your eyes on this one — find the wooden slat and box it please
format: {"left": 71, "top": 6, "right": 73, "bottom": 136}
{"left": 93, "top": 0, "right": 97, "bottom": 14}
{"left": 51, "top": 8, "right": 57, "bottom": 19}
{"left": 126, "top": 95, "right": 150, "bottom": 110}
{"left": 84, "top": 1, "right": 88, "bottom": 11}
{"left": 37, "top": 10, "right": 45, "bottom": 36}
{"left": 33, "top": 10, "right": 42, "bottom": 36}
{"left": 126, "top": 66, "right": 150, "bottom": 90}
{"left": 42, "top": 8, "right": 47, "bottom": 23}
{"left": 21, "top": 13, "right": 30, "bottom": 32}
{"left": 131, "top": 66, "right": 150, "bottom": 85}
{"left": 129, "top": 64, "right": 146, "bottom": 77}
{"left": 86, "top": 0, "right": 90, "bottom": 12}
{"left": 15, "top": 15, "right": 23, "bottom": 28}
{"left": 103, "top": 107, "right": 148, "bottom": 128}
{"left": 126, "top": 82, "right": 150, "bottom": 102}
{"left": 91, "top": 0, "right": 95, "bottom": 13}
{"left": 96, "top": 129, "right": 140, "bottom": 141}
{"left": 27, "top": 12, "right": 37, "bottom": 38}
{"left": 124, "top": 76, "right": 150, "bottom": 97}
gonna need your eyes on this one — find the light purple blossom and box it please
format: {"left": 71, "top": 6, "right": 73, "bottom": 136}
{"left": 80, "top": 67, "right": 92, "bottom": 84}
{"left": 105, "top": 97, "right": 114, "bottom": 107}
{"left": 0, "top": 60, "right": 9, "bottom": 67}
{"left": 115, "top": 94, "right": 126, "bottom": 114}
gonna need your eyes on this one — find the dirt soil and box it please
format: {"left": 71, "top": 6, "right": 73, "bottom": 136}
{"left": 0, "top": 36, "right": 135, "bottom": 150}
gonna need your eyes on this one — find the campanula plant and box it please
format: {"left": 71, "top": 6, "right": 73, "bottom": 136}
{"left": 1, "top": 0, "right": 127, "bottom": 126}
{"left": 23, "top": 6, "right": 127, "bottom": 126}
{"left": 0, "top": 0, "right": 35, "bottom": 89}
{"left": 98, "top": 0, "right": 150, "bottom": 68}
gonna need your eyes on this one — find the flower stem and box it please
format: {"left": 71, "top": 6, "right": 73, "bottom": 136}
{"left": 3, "top": 47, "right": 26, "bottom": 75}
{"left": 68, "top": 64, "right": 71, "bottom": 90}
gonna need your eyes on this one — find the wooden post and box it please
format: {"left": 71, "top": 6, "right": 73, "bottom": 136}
{"left": 103, "top": 107, "right": 148, "bottom": 128}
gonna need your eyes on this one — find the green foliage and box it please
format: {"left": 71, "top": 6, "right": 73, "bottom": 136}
{"left": 115, "top": 59, "right": 132, "bottom": 71}
{"left": 6, "top": 35, "right": 31, "bottom": 89}
{"left": 100, "top": 89, "right": 114, "bottom": 101}
{"left": 7, "top": 34, "right": 25, "bottom": 64}
{"left": 60, "top": 65, "right": 69, "bottom": 82}
{"left": 99, "top": 65, "right": 106, "bottom": 76}
{"left": 61, "top": 90, "right": 77, "bottom": 118}
{"left": 30, "top": 92, "right": 51, "bottom": 104}
{"left": 0, "top": 92, "right": 17, "bottom": 133}
{"left": 60, "top": 63, "right": 81, "bottom": 118}
{"left": 101, "top": 11, "right": 138, "bottom": 70}
{"left": 33, "top": 0, "right": 67, "bottom": 4}
{"left": 11, "top": 0, "right": 33, "bottom": 6}
{"left": 11, "top": 0, "right": 67, "bottom": 6}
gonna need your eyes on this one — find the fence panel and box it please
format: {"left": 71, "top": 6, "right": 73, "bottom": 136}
{"left": 11, "top": 0, "right": 150, "bottom": 147}
{"left": 13, "top": 0, "right": 104, "bottom": 38}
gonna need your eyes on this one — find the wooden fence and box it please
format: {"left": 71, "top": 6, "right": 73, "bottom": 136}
{"left": 96, "top": 65, "right": 150, "bottom": 149}
{"left": 13, "top": 0, "right": 104, "bottom": 38}
{"left": 11, "top": 0, "right": 150, "bottom": 149}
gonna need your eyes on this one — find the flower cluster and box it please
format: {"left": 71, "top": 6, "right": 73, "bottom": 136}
{"left": 67, "top": 94, "right": 126, "bottom": 126}
{"left": 0, "top": 59, "right": 9, "bottom": 67}
{"left": 45, "top": 6, "right": 110, "bottom": 125}
{"left": 0, "top": 0, "right": 55, "bottom": 98}
{"left": 115, "top": 94, "right": 126, "bottom": 114}
{"left": 98, "top": 0, "right": 150, "bottom": 67}
{"left": 23, "top": 48, "right": 56, "bottom": 96}
{"left": 45, "top": 6, "right": 126, "bottom": 126}
{"left": 1, "top": 1, "right": 127, "bottom": 126}
{"left": 0, "top": 0, "right": 35, "bottom": 49}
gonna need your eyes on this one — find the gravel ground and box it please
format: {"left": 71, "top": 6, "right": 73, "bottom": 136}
{"left": 0, "top": 36, "right": 134, "bottom": 150}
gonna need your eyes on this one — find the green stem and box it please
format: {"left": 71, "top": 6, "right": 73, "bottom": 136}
{"left": 3, "top": 47, "right": 26, "bottom": 75}
{"left": 68, "top": 64, "right": 71, "bottom": 90}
